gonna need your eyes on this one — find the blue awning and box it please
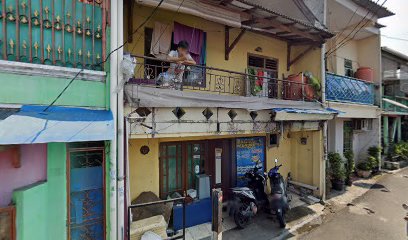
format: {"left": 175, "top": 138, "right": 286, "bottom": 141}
{"left": 272, "top": 108, "right": 339, "bottom": 121}
{"left": 0, "top": 105, "right": 114, "bottom": 144}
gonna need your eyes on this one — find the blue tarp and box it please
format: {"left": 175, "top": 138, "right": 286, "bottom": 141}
{"left": 0, "top": 105, "right": 114, "bottom": 144}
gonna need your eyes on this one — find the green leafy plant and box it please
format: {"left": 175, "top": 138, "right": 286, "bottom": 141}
{"left": 344, "top": 150, "right": 354, "bottom": 185}
{"left": 367, "top": 146, "right": 381, "bottom": 170}
{"left": 392, "top": 142, "right": 408, "bottom": 161}
{"left": 328, "top": 152, "right": 346, "bottom": 181}
{"left": 357, "top": 161, "right": 371, "bottom": 171}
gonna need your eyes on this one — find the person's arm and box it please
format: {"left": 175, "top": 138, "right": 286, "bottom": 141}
{"left": 182, "top": 53, "right": 196, "bottom": 65}
{"left": 167, "top": 51, "right": 186, "bottom": 62}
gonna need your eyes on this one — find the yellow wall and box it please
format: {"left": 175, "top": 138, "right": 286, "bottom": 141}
{"left": 129, "top": 130, "right": 324, "bottom": 201}
{"left": 124, "top": 5, "right": 322, "bottom": 85}
{"left": 129, "top": 138, "right": 160, "bottom": 201}
{"left": 266, "top": 130, "right": 323, "bottom": 196}
{"left": 326, "top": 34, "right": 380, "bottom": 84}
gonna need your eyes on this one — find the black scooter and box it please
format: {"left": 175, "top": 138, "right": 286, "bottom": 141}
{"left": 229, "top": 161, "right": 268, "bottom": 229}
{"left": 268, "top": 159, "right": 289, "bottom": 228}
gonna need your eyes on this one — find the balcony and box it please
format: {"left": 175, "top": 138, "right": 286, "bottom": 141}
{"left": 326, "top": 72, "right": 374, "bottom": 105}
{"left": 383, "top": 96, "right": 408, "bottom": 114}
{"left": 0, "top": 0, "right": 108, "bottom": 71}
{"left": 129, "top": 55, "right": 319, "bottom": 102}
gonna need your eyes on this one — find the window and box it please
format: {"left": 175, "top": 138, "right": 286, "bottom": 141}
{"left": 267, "top": 133, "right": 280, "bottom": 147}
{"left": 368, "top": 119, "right": 373, "bottom": 131}
{"left": 159, "top": 142, "right": 207, "bottom": 198}
{"left": 343, "top": 121, "right": 353, "bottom": 152}
{"left": 344, "top": 59, "right": 354, "bottom": 77}
{"left": 247, "top": 54, "right": 279, "bottom": 98}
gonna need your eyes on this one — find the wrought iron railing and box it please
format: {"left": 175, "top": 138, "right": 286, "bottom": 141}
{"left": 383, "top": 95, "right": 408, "bottom": 113}
{"left": 326, "top": 72, "right": 374, "bottom": 105}
{"left": 0, "top": 0, "right": 109, "bottom": 70}
{"left": 129, "top": 54, "right": 319, "bottom": 101}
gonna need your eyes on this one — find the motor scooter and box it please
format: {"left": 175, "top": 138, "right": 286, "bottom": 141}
{"left": 268, "top": 159, "right": 290, "bottom": 228}
{"left": 229, "top": 161, "right": 268, "bottom": 229}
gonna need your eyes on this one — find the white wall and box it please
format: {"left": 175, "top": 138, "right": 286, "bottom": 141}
{"left": 327, "top": 117, "right": 380, "bottom": 162}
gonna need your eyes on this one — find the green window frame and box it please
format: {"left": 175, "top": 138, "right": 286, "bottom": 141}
{"left": 343, "top": 121, "right": 353, "bottom": 152}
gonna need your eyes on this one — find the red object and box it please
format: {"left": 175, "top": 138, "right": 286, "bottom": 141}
{"left": 284, "top": 74, "right": 307, "bottom": 100}
{"left": 355, "top": 67, "right": 374, "bottom": 82}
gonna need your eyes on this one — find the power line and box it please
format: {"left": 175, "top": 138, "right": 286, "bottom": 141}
{"left": 382, "top": 35, "right": 408, "bottom": 42}
{"left": 43, "top": 0, "right": 166, "bottom": 112}
{"left": 326, "top": 0, "right": 384, "bottom": 58}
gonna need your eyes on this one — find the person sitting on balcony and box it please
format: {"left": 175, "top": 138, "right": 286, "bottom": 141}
{"left": 157, "top": 40, "right": 196, "bottom": 89}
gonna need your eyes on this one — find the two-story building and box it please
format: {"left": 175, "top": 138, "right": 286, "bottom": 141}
{"left": 122, "top": 0, "right": 337, "bottom": 232}
{"left": 325, "top": 0, "right": 393, "bottom": 162}
{"left": 381, "top": 47, "right": 408, "bottom": 153}
{"left": 0, "top": 1, "right": 115, "bottom": 240}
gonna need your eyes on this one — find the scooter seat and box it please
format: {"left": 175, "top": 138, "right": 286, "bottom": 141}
{"left": 231, "top": 187, "right": 251, "bottom": 191}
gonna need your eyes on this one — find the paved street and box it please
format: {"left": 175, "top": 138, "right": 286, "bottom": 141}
{"left": 297, "top": 168, "right": 408, "bottom": 240}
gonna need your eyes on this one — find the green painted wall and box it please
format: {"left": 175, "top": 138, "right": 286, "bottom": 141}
{"left": 13, "top": 182, "right": 48, "bottom": 240}
{"left": 47, "top": 142, "right": 67, "bottom": 240}
{"left": 0, "top": 73, "right": 106, "bottom": 108}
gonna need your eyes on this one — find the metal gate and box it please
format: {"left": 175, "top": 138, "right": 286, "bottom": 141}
{"left": 68, "top": 145, "right": 105, "bottom": 240}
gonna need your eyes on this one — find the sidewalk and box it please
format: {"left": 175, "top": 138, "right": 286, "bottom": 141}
{"left": 183, "top": 168, "right": 405, "bottom": 240}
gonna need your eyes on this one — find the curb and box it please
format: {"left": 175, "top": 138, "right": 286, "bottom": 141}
{"left": 273, "top": 167, "right": 408, "bottom": 239}
{"left": 274, "top": 212, "right": 323, "bottom": 240}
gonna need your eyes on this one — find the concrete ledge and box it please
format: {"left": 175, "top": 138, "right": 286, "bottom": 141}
{"left": 0, "top": 60, "right": 106, "bottom": 82}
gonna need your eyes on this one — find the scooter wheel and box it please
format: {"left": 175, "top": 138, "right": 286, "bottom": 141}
{"left": 277, "top": 209, "right": 286, "bottom": 228}
{"left": 234, "top": 210, "right": 250, "bottom": 229}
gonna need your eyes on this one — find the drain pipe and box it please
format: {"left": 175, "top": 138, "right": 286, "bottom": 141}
{"left": 110, "top": 0, "right": 118, "bottom": 239}
{"left": 321, "top": 0, "right": 328, "bottom": 200}
{"left": 117, "top": 0, "right": 126, "bottom": 239}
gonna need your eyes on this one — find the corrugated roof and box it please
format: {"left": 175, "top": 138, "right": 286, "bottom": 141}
{"left": 237, "top": 0, "right": 330, "bottom": 33}
{"left": 351, "top": 0, "right": 394, "bottom": 18}
{"left": 382, "top": 47, "right": 408, "bottom": 62}
{"left": 0, "top": 108, "right": 19, "bottom": 120}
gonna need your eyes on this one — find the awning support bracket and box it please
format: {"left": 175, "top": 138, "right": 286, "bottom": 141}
{"left": 287, "top": 45, "right": 315, "bottom": 71}
{"left": 225, "top": 26, "right": 246, "bottom": 60}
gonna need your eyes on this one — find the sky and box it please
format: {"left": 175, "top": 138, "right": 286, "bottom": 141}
{"left": 379, "top": 0, "right": 408, "bottom": 56}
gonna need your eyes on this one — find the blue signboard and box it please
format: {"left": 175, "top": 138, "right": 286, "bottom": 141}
{"left": 236, "top": 137, "right": 265, "bottom": 187}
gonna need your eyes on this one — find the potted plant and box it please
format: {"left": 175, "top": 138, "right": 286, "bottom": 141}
{"left": 344, "top": 150, "right": 354, "bottom": 186}
{"left": 328, "top": 152, "right": 346, "bottom": 191}
{"left": 356, "top": 161, "right": 372, "bottom": 178}
{"left": 367, "top": 146, "right": 381, "bottom": 173}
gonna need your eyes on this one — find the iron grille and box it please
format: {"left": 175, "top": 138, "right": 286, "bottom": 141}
{"left": 0, "top": 0, "right": 109, "bottom": 70}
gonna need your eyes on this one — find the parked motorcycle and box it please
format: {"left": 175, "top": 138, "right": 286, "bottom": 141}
{"left": 229, "top": 161, "right": 268, "bottom": 229}
{"left": 268, "top": 159, "right": 289, "bottom": 228}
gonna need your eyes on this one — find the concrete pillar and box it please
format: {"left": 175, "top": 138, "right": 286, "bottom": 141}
{"left": 383, "top": 116, "right": 389, "bottom": 153}
{"left": 397, "top": 116, "right": 402, "bottom": 143}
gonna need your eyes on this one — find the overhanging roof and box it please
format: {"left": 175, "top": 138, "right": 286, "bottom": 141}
{"left": 209, "top": 0, "right": 334, "bottom": 44}
{"left": 351, "top": 0, "right": 394, "bottom": 18}
{"left": 0, "top": 105, "right": 114, "bottom": 144}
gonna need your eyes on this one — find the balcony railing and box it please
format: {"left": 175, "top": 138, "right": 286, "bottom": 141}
{"left": 0, "top": 0, "right": 109, "bottom": 70}
{"left": 129, "top": 55, "right": 319, "bottom": 101}
{"left": 383, "top": 95, "right": 408, "bottom": 113}
{"left": 326, "top": 72, "right": 374, "bottom": 105}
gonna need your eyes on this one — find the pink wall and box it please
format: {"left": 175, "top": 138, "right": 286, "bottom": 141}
{"left": 0, "top": 144, "right": 47, "bottom": 207}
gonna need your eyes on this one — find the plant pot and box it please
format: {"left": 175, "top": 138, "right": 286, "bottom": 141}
{"left": 357, "top": 169, "right": 371, "bottom": 178}
{"left": 331, "top": 179, "right": 345, "bottom": 191}
{"left": 345, "top": 178, "right": 353, "bottom": 186}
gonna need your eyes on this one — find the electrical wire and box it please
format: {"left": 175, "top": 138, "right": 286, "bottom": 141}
{"left": 326, "top": 0, "right": 381, "bottom": 57}
{"left": 326, "top": 0, "right": 385, "bottom": 58}
{"left": 43, "top": 0, "right": 166, "bottom": 112}
{"left": 382, "top": 35, "right": 408, "bottom": 42}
